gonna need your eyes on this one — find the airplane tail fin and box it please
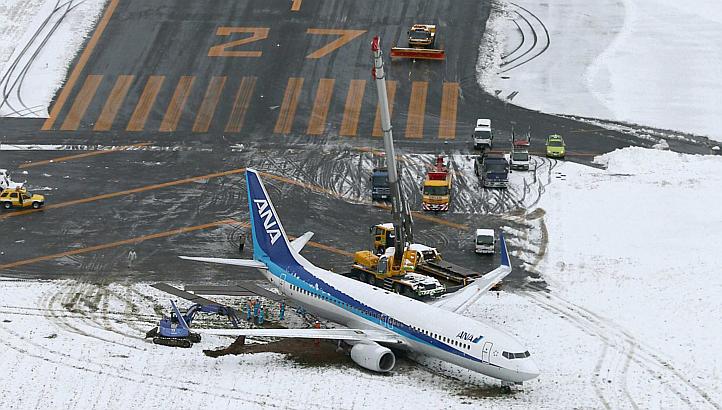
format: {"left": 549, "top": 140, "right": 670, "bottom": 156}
{"left": 245, "top": 169, "right": 299, "bottom": 265}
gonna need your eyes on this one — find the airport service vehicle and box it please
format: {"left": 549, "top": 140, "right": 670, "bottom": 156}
{"left": 473, "top": 119, "right": 493, "bottom": 150}
{"left": 351, "top": 247, "right": 446, "bottom": 298}
{"left": 0, "top": 169, "right": 23, "bottom": 191}
{"left": 475, "top": 152, "right": 510, "bottom": 188}
{"left": 545, "top": 134, "right": 566, "bottom": 158}
{"left": 369, "top": 224, "right": 484, "bottom": 287}
{"left": 475, "top": 229, "right": 496, "bottom": 254}
{"left": 181, "top": 168, "right": 539, "bottom": 386}
{"left": 146, "top": 300, "right": 241, "bottom": 348}
{"left": 0, "top": 188, "right": 44, "bottom": 209}
{"left": 422, "top": 156, "right": 451, "bottom": 212}
{"left": 390, "top": 24, "right": 445, "bottom": 60}
{"left": 371, "top": 167, "right": 390, "bottom": 201}
{"left": 510, "top": 138, "right": 530, "bottom": 171}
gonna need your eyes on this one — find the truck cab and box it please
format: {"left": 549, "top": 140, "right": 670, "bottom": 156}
{"left": 371, "top": 167, "right": 390, "bottom": 201}
{"left": 407, "top": 24, "right": 436, "bottom": 48}
{"left": 473, "top": 119, "right": 493, "bottom": 150}
{"left": 475, "top": 152, "right": 510, "bottom": 189}
{"left": 475, "top": 229, "right": 496, "bottom": 254}
{"left": 511, "top": 139, "right": 530, "bottom": 171}
{"left": 422, "top": 156, "right": 451, "bottom": 212}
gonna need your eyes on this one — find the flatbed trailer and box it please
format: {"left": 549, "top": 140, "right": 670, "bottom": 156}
{"left": 344, "top": 266, "right": 446, "bottom": 299}
{"left": 416, "top": 259, "right": 482, "bottom": 286}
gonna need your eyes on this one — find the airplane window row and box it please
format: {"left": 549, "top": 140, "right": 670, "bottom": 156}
{"left": 290, "top": 284, "right": 381, "bottom": 320}
{"left": 408, "top": 325, "right": 470, "bottom": 351}
{"left": 502, "top": 351, "right": 530, "bottom": 359}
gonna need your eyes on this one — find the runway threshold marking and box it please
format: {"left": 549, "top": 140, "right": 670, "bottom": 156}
{"left": 291, "top": 0, "right": 302, "bottom": 11}
{"left": 305, "top": 29, "right": 367, "bottom": 59}
{"left": 159, "top": 76, "right": 195, "bottom": 132}
{"left": 18, "top": 142, "right": 152, "bottom": 169}
{"left": 127, "top": 75, "right": 165, "bottom": 131}
{"left": 0, "top": 167, "right": 248, "bottom": 222}
{"left": 307, "top": 78, "right": 335, "bottom": 135}
{"left": 225, "top": 76, "right": 257, "bottom": 132}
{"left": 405, "top": 81, "right": 428, "bottom": 139}
{"left": 0, "top": 219, "right": 238, "bottom": 271}
{"left": 438, "top": 82, "right": 459, "bottom": 139}
{"left": 274, "top": 77, "right": 304, "bottom": 134}
{"left": 59, "top": 75, "right": 104, "bottom": 131}
{"left": 42, "top": 0, "right": 119, "bottom": 131}
{"left": 372, "top": 80, "right": 397, "bottom": 137}
{"left": 94, "top": 75, "right": 135, "bottom": 131}
{"left": 339, "top": 80, "right": 366, "bottom": 137}
{"left": 192, "top": 76, "right": 227, "bottom": 132}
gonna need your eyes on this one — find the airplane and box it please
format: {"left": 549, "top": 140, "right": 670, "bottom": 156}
{"left": 180, "top": 168, "right": 540, "bottom": 386}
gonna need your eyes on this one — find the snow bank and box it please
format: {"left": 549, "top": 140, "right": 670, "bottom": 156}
{"left": 530, "top": 147, "right": 722, "bottom": 406}
{"left": 479, "top": 0, "right": 722, "bottom": 142}
{"left": 0, "top": 0, "right": 107, "bottom": 118}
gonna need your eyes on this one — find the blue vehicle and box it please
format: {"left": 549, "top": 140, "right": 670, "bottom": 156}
{"left": 146, "top": 300, "right": 241, "bottom": 348}
{"left": 474, "top": 152, "right": 510, "bottom": 189}
{"left": 371, "top": 167, "right": 390, "bottom": 201}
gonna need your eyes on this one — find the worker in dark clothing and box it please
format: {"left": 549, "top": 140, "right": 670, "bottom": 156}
{"left": 239, "top": 228, "right": 246, "bottom": 253}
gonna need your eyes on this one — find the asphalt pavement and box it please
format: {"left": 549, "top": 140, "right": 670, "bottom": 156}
{"left": 0, "top": 0, "right": 713, "bottom": 286}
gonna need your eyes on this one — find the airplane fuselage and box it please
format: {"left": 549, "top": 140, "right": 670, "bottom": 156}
{"left": 259, "top": 250, "right": 539, "bottom": 384}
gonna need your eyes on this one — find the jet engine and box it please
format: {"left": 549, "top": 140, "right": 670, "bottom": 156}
{"left": 350, "top": 342, "right": 396, "bottom": 372}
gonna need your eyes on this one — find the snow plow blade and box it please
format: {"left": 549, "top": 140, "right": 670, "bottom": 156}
{"left": 389, "top": 47, "right": 445, "bottom": 61}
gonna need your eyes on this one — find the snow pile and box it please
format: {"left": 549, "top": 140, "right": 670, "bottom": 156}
{"left": 530, "top": 147, "right": 722, "bottom": 405}
{"left": 0, "top": 0, "right": 107, "bottom": 118}
{"left": 478, "top": 0, "right": 722, "bottom": 142}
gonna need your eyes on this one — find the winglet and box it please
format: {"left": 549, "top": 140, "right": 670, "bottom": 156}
{"left": 500, "top": 231, "right": 510, "bottom": 267}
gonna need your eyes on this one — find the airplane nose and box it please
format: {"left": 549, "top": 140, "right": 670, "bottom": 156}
{"left": 519, "top": 359, "right": 540, "bottom": 380}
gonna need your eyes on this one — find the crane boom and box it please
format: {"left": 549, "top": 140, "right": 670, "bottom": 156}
{"left": 371, "top": 36, "right": 414, "bottom": 268}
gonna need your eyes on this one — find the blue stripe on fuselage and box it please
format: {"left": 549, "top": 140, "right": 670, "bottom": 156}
{"left": 245, "top": 169, "right": 480, "bottom": 364}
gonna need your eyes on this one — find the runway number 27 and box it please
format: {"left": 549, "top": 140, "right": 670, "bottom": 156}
{"left": 207, "top": 27, "right": 367, "bottom": 59}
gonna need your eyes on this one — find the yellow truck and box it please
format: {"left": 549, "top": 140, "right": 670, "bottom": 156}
{"left": 422, "top": 156, "right": 451, "bottom": 212}
{"left": 352, "top": 247, "right": 446, "bottom": 298}
{"left": 0, "top": 188, "right": 45, "bottom": 210}
{"left": 390, "top": 24, "right": 445, "bottom": 60}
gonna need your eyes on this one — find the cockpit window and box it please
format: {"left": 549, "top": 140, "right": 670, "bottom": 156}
{"left": 503, "top": 351, "right": 530, "bottom": 359}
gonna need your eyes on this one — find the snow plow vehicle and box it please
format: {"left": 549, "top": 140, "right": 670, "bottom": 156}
{"left": 390, "top": 24, "right": 445, "bottom": 60}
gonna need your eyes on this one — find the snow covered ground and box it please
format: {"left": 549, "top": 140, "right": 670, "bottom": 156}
{"left": 479, "top": 0, "right": 722, "bottom": 142}
{"left": 1, "top": 147, "right": 721, "bottom": 409}
{"left": 0, "top": 0, "right": 106, "bottom": 118}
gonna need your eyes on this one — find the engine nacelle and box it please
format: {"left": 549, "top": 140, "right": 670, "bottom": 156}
{"left": 350, "top": 343, "right": 396, "bottom": 372}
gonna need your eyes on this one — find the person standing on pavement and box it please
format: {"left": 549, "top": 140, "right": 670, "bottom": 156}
{"left": 127, "top": 248, "right": 137, "bottom": 268}
{"left": 239, "top": 228, "right": 246, "bottom": 253}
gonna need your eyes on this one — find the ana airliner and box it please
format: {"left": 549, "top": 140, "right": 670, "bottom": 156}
{"left": 181, "top": 169, "right": 540, "bottom": 385}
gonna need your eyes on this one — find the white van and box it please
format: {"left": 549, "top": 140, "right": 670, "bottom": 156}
{"left": 475, "top": 228, "right": 495, "bottom": 254}
{"left": 472, "top": 118, "right": 493, "bottom": 149}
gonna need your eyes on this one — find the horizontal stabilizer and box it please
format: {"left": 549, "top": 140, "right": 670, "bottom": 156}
{"left": 290, "top": 231, "right": 314, "bottom": 252}
{"left": 179, "top": 256, "right": 267, "bottom": 269}
{"left": 196, "top": 327, "right": 404, "bottom": 344}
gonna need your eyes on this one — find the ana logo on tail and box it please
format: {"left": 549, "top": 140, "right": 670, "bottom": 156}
{"left": 254, "top": 199, "right": 282, "bottom": 245}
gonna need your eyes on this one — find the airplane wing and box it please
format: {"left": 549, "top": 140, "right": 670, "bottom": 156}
{"left": 290, "top": 231, "right": 314, "bottom": 252}
{"left": 196, "top": 327, "right": 405, "bottom": 345}
{"left": 178, "top": 256, "right": 267, "bottom": 269}
{"left": 432, "top": 232, "right": 512, "bottom": 314}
